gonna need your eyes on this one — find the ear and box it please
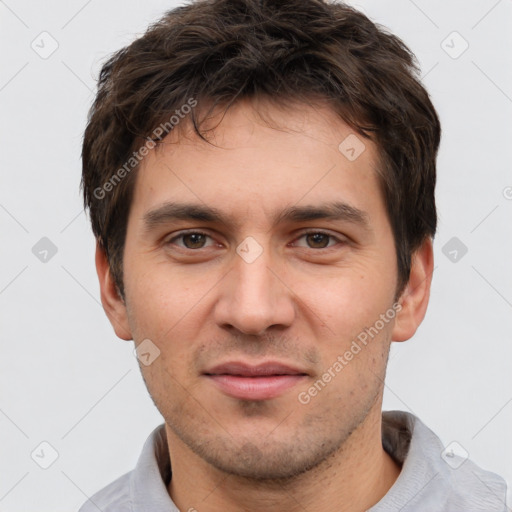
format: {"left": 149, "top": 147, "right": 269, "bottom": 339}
{"left": 392, "top": 237, "right": 434, "bottom": 342}
{"left": 95, "top": 241, "right": 132, "bottom": 341}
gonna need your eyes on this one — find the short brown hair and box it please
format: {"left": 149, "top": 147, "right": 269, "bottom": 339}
{"left": 81, "top": 0, "right": 440, "bottom": 300}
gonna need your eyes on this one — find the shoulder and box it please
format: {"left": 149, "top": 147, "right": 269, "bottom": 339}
{"left": 78, "top": 470, "right": 133, "bottom": 512}
{"left": 378, "top": 411, "right": 508, "bottom": 512}
{"left": 444, "top": 457, "right": 508, "bottom": 511}
{"left": 77, "top": 423, "right": 170, "bottom": 512}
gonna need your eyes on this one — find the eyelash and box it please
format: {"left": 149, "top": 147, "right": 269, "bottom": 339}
{"left": 165, "top": 230, "right": 345, "bottom": 250}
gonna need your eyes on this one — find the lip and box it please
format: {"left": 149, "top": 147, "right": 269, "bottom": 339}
{"left": 203, "top": 361, "right": 308, "bottom": 401}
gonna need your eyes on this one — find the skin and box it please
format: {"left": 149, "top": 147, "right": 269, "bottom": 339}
{"left": 96, "top": 97, "right": 433, "bottom": 512}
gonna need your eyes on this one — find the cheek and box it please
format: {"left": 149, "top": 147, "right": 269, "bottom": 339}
{"left": 306, "top": 269, "right": 394, "bottom": 329}
{"left": 125, "top": 258, "right": 213, "bottom": 337}
{"left": 298, "top": 268, "right": 396, "bottom": 374}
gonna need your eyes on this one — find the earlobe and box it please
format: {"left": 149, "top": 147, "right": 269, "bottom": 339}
{"left": 95, "top": 241, "right": 133, "bottom": 341}
{"left": 391, "top": 238, "right": 434, "bottom": 342}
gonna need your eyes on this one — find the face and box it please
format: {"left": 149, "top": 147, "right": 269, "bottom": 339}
{"left": 110, "top": 98, "right": 407, "bottom": 480}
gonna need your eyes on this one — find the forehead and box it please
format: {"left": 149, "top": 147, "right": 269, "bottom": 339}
{"left": 129, "top": 98, "right": 384, "bottom": 230}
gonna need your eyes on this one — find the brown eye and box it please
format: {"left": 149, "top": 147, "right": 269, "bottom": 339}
{"left": 305, "top": 233, "right": 331, "bottom": 248}
{"left": 291, "top": 230, "right": 346, "bottom": 251}
{"left": 181, "top": 233, "right": 208, "bottom": 249}
{"left": 167, "top": 231, "right": 214, "bottom": 250}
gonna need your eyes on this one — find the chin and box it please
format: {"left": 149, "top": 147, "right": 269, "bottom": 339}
{"left": 178, "top": 428, "right": 344, "bottom": 482}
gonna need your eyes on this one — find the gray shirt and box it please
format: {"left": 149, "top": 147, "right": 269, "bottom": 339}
{"left": 78, "top": 411, "right": 508, "bottom": 511}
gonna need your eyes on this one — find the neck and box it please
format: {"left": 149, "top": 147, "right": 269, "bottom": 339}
{"left": 166, "top": 406, "right": 401, "bottom": 512}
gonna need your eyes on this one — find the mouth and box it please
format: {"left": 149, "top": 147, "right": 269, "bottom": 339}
{"left": 203, "top": 361, "right": 308, "bottom": 401}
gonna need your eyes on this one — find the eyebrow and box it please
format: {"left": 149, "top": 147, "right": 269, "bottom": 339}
{"left": 142, "top": 200, "right": 371, "bottom": 233}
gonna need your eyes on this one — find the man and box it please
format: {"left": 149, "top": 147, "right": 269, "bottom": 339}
{"left": 79, "top": 0, "right": 508, "bottom": 510}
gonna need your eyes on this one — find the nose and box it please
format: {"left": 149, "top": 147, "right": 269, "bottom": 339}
{"left": 214, "top": 242, "right": 296, "bottom": 336}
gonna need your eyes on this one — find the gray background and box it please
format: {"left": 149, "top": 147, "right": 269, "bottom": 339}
{"left": 0, "top": 0, "right": 511, "bottom": 510}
